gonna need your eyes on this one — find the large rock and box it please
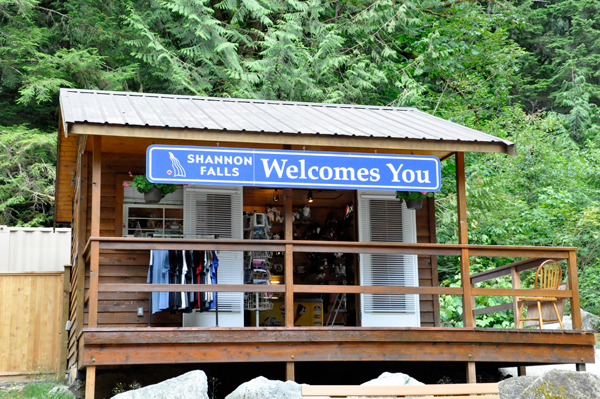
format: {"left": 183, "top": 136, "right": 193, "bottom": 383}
{"left": 48, "top": 385, "right": 75, "bottom": 398}
{"left": 582, "top": 309, "right": 600, "bottom": 331}
{"left": 361, "top": 372, "right": 423, "bottom": 386}
{"left": 498, "top": 376, "right": 538, "bottom": 399}
{"left": 499, "top": 369, "right": 600, "bottom": 399}
{"left": 111, "top": 370, "right": 208, "bottom": 399}
{"left": 225, "top": 376, "right": 303, "bottom": 399}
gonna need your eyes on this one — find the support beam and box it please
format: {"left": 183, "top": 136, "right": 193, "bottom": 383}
{"left": 466, "top": 362, "right": 476, "bottom": 383}
{"left": 576, "top": 363, "right": 586, "bottom": 372}
{"left": 89, "top": 136, "right": 101, "bottom": 328}
{"left": 76, "top": 153, "right": 89, "bottom": 335}
{"left": 284, "top": 188, "right": 294, "bottom": 327}
{"left": 455, "top": 152, "right": 468, "bottom": 245}
{"left": 85, "top": 366, "right": 96, "bottom": 399}
{"left": 518, "top": 366, "right": 527, "bottom": 376}
{"left": 568, "top": 251, "right": 582, "bottom": 330}
{"left": 456, "top": 153, "right": 474, "bottom": 328}
{"left": 286, "top": 362, "right": 295, "bottom": 381}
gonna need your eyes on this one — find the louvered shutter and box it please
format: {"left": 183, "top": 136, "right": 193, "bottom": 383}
{"left": 358, "top": 190, "right": 420, "bottom": 327}
{"left": 183, "top": 185, "right": 243, "bottom": 322}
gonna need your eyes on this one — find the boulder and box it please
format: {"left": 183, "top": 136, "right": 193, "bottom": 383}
{"left": 48, "top": 385, "right": 75, "bottom": 398}
{"left": 110, "top": 370, "right": 208, "bottom": 399}
{"left": 498, "top": 376, "right": 537, "bottom": 399}
{"left": 361, "top": 372, "right": 423, "bottom": 386}
{"left": 499, "top": 369, "right": 600, "bottom": 399}
{"left": 582, "top": 309, "right": 600, "bottom": 331}
{"left": 225, "top": 376, "right": 303, "bottom": 399}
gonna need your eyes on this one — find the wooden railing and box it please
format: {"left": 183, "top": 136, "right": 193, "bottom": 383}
{"left": 82, "top": 237, "right": 582, "bottom": 330}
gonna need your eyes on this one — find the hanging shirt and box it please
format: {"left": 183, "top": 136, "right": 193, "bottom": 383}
{"left": 206, "top": 251, "right": 219, "bottom": 311}
{"left": 180, "top": 251, "right": 189, "bottom": 310}
{"left": 148, "top": 250, "right": 170, "bottom": 314}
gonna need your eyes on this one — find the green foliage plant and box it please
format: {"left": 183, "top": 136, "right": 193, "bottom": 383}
{"left": 0, "top": 382, "right": 71, "bottom": 399}
{"left": 111, "top": 381, "right": 141, "bottom": 396}
{"left": 396, "top": 191, "right": 434, "bottom": 202}
{"left": 0, "top": 125, "right": 56, "bottom": 226}
{"left": 127, "top": 173, "right": 177, "bottom": 199}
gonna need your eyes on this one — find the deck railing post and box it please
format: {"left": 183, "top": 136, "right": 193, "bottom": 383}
{"left": 567, "top": 250, "right": 582, "bottom": 330}
{"left": 460, "top": 248, "right": 474, "bottom": 328}
{"left": 511, "top": 266, "right": 521, "bottom": 328}
{"left": 284, "top": 188, "right": 294, "bottom": 328}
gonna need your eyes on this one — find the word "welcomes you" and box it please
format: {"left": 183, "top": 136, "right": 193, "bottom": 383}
{"left": 147, "top": 145, "right": 441, "bottom": 191}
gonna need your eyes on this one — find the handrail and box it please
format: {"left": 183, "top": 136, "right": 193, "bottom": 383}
{"left": 84, "top": 236, "right": 576, "bottom": 258}
{"left": 82, "top": 236, "right": 582, "bottom": 331}
{"left": 470, "top": 258, "right": 561, "bottom": 284}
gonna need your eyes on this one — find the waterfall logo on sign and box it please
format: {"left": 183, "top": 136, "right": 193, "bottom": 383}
{"left": 168, "top": 152, "right": 186, "bottom": 177}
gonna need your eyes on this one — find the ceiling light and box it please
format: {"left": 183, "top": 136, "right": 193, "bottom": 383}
{"left": 273, "top": 189, "right": 279, "bottom": 202}
{"left": 308, "top": 190, "right": 313, "bottom": 203}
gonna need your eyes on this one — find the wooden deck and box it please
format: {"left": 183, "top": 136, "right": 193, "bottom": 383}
{"left": 80, "top": 327, "right": 596, "bottom": 367}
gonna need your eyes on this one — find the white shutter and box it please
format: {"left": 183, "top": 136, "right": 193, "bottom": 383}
{"left": 358, "top": 190, "right": 420, "bottom": 327}
{"left": 184, "top": 185, "right": 243, "bottom": 315}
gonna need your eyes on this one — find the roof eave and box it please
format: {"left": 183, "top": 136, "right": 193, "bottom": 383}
{"left": 67, "top": 122, "right": 516, "bottom": 156}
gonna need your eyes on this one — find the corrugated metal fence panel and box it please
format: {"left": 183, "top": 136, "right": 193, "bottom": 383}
{"left": 0, "top": 226, "right": 71, "bottom": 272}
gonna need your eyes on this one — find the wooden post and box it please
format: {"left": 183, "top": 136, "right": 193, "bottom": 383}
{"left": 428, "top": 196, "right": 441, "bottom": 327}
{"left": 456, "top": 153, "right": 474, "bottom": 329}
{"left": 75, "top": 152, "right": 88, "bottom": 336}
{"left": 89, "top": 136, "right": 101, "bottom": 328}
{"left": 286, "top": 361, "right": 295, "bottom": 381}
{"left": 284, "top": 188, "right": 294, "bottom": 328}
{"left": 466, "top": 362, "right": 476, "bottom": 383}
{"left": 461, "top": 248, "right": 474, "bottom": 328}
{"left": 567, "top": 250, "right": 582, "bottom": 330}
{"left": 85, "top": 366, "right": 96, "bottom": 399}
{"left": 455, "top": 152, "right": 468, "bottom": 245}
{"left": 59, "top": 264, "right": 72, "bottom": 377}
{"left": 576, "top": 363, "right": 587, "bottom": 372}
{"left": 511, "top": 266, "right": 521, "bottom": 327}
{"left": 518, "top": 366, "right": 527, "bottom": 376}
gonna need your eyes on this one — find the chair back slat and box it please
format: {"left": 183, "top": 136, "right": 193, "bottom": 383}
{"left": 535, "top": 260, "right": 562, "bottom": 290}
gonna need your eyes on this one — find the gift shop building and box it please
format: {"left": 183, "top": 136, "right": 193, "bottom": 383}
{"left": 55, "top": 89, "right": 595, "bottom": 398}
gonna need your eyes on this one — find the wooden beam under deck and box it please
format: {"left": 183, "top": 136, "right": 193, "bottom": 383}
{"left": 80, "top": 327, "right": 595, "bottom": 367}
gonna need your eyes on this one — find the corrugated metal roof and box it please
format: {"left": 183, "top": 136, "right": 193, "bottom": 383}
{"left": 60, "top": 89, "right": 515, "bottom": 154}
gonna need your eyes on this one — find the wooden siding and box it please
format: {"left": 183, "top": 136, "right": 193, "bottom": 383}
{"left": 0, "top": 272, "right": 66, "bottom": 378}
{"left": 67, "top": 145, "right": 440, "bottom": 369}
{"left": 56, "top": 133, "right": 78, "bottom": 223}
{"left": 416, "top": 197, "right": 439, "bottom": 327}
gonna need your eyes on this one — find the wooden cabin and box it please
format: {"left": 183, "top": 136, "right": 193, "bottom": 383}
{"left": 55, "top": 89, "right": 595, "bottom": 399}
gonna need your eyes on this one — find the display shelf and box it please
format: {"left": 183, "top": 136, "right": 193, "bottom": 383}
{"left": 123, "top": 203, "right": 184, "bottom": 237}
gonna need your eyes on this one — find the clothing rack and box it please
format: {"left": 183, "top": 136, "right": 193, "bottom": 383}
{"left": 148, "top": 234, "right": 220, "bottom": 328}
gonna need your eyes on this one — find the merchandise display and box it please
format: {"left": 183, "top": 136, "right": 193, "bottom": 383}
{"left": 242, "top": 188, "right": 357, "bottom": 327}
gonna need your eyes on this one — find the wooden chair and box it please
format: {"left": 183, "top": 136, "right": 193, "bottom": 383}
{"left": 301, "top": 383, "right": 500, "bottom": 398}
{"left": 516, "top": 260, "right": 564, "bottom": 329}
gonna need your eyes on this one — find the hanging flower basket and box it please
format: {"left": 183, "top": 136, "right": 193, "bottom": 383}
{"left": 126, "top": 173, "right": 177, "bottom": 203}
{"left": 405, "top": 199, "right": 424, "bottom": 210}
{"left": 144, "top": 187, "right": 163, "bottom": 203}
{"left": 396, "top": 191, "right": 434, "bottom": 210}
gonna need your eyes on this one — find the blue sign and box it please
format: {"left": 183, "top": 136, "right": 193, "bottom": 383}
{"left": 147, "top": 145, "right": 440, "bottom": 191}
